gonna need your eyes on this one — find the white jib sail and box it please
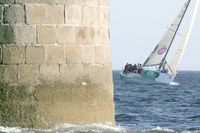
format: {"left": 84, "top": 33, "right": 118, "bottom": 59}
{"left": 143, "top": 0, "right": 191, "bottom": 67}
{"left": 168, "top": 0, "right": 199, "bottom": 75}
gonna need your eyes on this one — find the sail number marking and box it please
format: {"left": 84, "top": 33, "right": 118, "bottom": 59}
{"left": 158, "top": 47, "right": 167, "bottom": 55}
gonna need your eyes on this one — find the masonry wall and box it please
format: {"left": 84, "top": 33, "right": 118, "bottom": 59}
{"left": 0, "top": 0, "right": 114, "bottom": 129}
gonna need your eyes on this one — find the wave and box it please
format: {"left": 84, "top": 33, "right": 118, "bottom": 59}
{"left": 1, "top": 124, "right": 200, "bottom": 133}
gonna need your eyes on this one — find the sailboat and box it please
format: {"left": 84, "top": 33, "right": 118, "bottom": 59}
{"left": 120, "top": 0, "right": 199, "bottom": 84}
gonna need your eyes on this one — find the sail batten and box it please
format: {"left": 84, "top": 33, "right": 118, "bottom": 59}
{"left": 143, "top": 0, "right": 191, "bottom": 68}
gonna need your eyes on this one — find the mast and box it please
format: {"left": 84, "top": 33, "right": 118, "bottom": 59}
{"left": 158, "top": 0, "right": 192, "bottom": 71}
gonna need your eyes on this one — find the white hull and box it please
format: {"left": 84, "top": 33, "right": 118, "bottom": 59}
{"left": 120, "top": 70, "right": 174, "bottom": 84}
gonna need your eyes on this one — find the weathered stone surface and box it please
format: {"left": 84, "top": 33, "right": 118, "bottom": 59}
{"left": 37, "top": 0, "right": 56, "bottom": 4}
{"left": 75, "top": 26, "right": 90, "bottom": 45}
{"left": 26, "top": 46, "right": 45, "bottom": 64}
{"left": 46, "top": 5, "right": 64, "bottom": 24}
{"left": 83, "top": 46, "right": 95, "bottom": 64}
{"left": 66, "top": 46, "right": 83, "bottom": 64}
{"left": 26, "top": 5, "right": 46, "bottom": 24}
{"left": 101, "top": 7, "right": 110, "bottom": 26}
{"left": 18, "top": 65, "right": 40, "bottom": 85}
{"left": 58, "top": 26, "right": 74, "bottom": 44}
{"left": 65, "top": 6, "right": 81, "bottom": 24}
{"left": 82, "top": 6, "right": 95, "bottom": 25}
{"left": 0, "top": 65, "right": 17, "bottom": 84}
{"left": 15, "top": 25, "right": 36, "bottom": 44}
{"left": 0, "top": 26, "right": 14, "bottom": 44}
{"left": 91, "top": 65, "right": 112, "bottom": 84}
{"left": 40, "top": 65, "right": 59, "bottom": 83}
{"left": 105, "top": 46, "right": 112, "bottom": 64}
{"left": 95, "top": 7, "right": 102, "bottom": 25}
{"left": 15, "top": 0, "right": 36, "bottom": 4}
{"left": 0, "top": 5, "right": 2, "bottom": 24}
{"left": 99, "top": 0, "right": 109, "bottom": 6}
{"left": 57, "top": 0, "right": 75, "bottom": 5}
{"left": 95, "top": 46, "right": 111, "bottom": 64}
{"left": 3, "top": 45, "right": 25, "bottom": 64}
{"left": 46, "top": 46, "right": 65, "bottom": 64}
{"left": 3, "top": 5, "right": 25, "bottom": 24}
{"left": 0, "top": 47, "right": 2, "bottom": 63}
{"left": 89, "top": 27, "right": 101, "bottom": 44}
{"left": 95, "top": 46, "right": 105, "bottom": 64}
{"left": 0, "top": 0, "right": 14, "bottom": 4}
{"left": 75, "top": 0, "right": 98, "bottom": 5}
{"left": 37, "top": 26, "right": 56, "bottom": 44}
{"left": 101, "top": 27, "right": 110, "bottom": 44}
{"left": 60, "top": 64, "right": 83, "bottom": 83}
{"left": 0, "top": 0, "right": 115, "bottom": 129}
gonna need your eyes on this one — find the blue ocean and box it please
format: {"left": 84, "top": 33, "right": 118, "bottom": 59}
{"left": 0, "top": 71, "right": 200, "bottom": 133}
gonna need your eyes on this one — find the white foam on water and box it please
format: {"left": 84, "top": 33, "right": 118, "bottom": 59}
{"left": 0, "top": 126, "right": 33, "bottom": 133}
{"left": 0, "top": 123, "right": 126, "bottom": 133}
{"left": 170, "top": 82, "right": 179, "bottom": 85}
{"left": 142, "top": 125, "right": 175, "bottom": 132}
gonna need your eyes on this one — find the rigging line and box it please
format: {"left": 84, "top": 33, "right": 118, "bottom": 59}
{"left": 137, "top": 0, "right": 183, "bottom": 63}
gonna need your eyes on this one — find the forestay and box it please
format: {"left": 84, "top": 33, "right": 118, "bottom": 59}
{"left": 143, "top": 0, "right": 191, "bottom": 68}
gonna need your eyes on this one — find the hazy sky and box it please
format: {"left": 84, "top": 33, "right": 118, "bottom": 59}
{"left": 109, "top": 0, "right": 200, "bottom": 70}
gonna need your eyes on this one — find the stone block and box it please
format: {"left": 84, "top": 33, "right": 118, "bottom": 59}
{"left": 57, "top": 26, "right": 74, "bottom": 44}
{"left": 95, "top": 46, "right": 105, "bottom": 64}
{"left": 95, "top": 7, "right": 102, "bottom": 25}
{"left": 0, "top": 25, "right": 14, "bottom": 44}
{"left": 40, "top": 65, "right": 59, "bottom": 83}
{"left": 60, "top": 64, "right": 83, "bottom": 83}
{"left": 46, "top": 5, "right": 64, "bottom": 24}
{"left": 104, "top": 46, "right": 111, "bottom": 64}
{"left": 82, "top": 6, "right": 95, "bottom": 25}
{"left": 26, "top": 5, "right": 46, "bottom": 24}
{"left": 75, "top": 26, "right": 90, "bottom": 45}
{"left": 37, "top": 0, "right": 56, "bottom": 4}
{"left": 0, "top": 65, "right": 17, "bottom": 84}
{"left": 66, "top": 46, "right": 83, "bottom": 64}
{"left": 15, "top": 0, "right": 36, "bottom": 4}
{"left": 0, "top": 5, "right": 3, "bottom": 24}
{"left": 101, "top": 7, "right": 110, "bottom": 26}
{"left": 37, "top": 26, "right": 56, "bottom": 44}
{"left": 75, "top": 0, "right": 98, "bottom": 6}
{"left": 89, "top": 27, "right": 101, "bottom": 44}
{"left": 65, "top": 6, "right": 81, "bottom": 24}
{"left": 26, "top": 46, "right": 45, "bottom": 64}
{"left": 83, "top": 46, "right": 95, "bottom": 64}
{"left": 99, "top": 0, "right": 109, "bottom": 6}
{"left": 0, "top": 0, "right": 14, "bottom": 4}
{"left": 3, "top": 45, "right": 25, "bottom": 64}
{"left": 18, "top": 65, "right": 40, "bottom": 85}
{"left": 95, "top": 46, "right": 111, "bottom": 65}
{"left": 46, "top": 46, "right": 65, "bottom": 64}
{"left": 15, "top": 25, "right": 36, "bottom": 44}
{"left": 3, "top": 5, "right": 25, "bottom": 24}
{"left": 91, "top": 65, "right": 112, "bottom": 85}
{"left": 57, "top": 0, "right": 75, "bottom": 5}
{"left": 101, "top": 27, "right": 110, "bottom": 44}
{"left": 88, "top": 0, "right": 99, "bottom": 6}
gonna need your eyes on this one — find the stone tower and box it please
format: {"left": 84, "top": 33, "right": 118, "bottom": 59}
{"left": 0, "top": 0, "right": 114, "bottom": 129}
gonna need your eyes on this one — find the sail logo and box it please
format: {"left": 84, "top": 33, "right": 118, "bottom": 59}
{"left": 158, "top": 47, "right": 167, "bottom": 55}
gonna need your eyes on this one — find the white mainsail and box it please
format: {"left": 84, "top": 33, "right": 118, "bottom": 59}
{"left": 143, "top": 0, "right": 191, "bottom": 68}
{"left": 168, "top": 0, "right": 199, "bottom": 74}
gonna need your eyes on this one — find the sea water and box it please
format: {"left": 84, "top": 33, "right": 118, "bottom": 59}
{"left": 0, "top": 71, "right": 200, "bottom": 133}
